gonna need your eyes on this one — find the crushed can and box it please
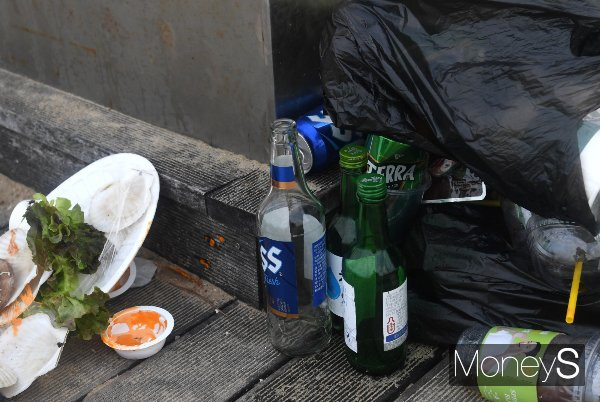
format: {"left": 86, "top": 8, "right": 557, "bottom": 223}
{"left": 296, "top": 107, "right": 365, "bottom": 173}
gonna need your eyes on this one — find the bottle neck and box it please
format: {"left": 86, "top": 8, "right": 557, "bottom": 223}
{"left": 340, "top": 168, "right": 362, "bottom": 217}
{"left": 270, "top": 156, "right": 297, "bottom": 190}
{"left": 357, "top": 200, "right": 390, "bottom": 249}
{"left": 268, "top": 122, "right": 320, "bottom": 213}
{"left": 270, "top": 122, "right": 298, "bottom": 190}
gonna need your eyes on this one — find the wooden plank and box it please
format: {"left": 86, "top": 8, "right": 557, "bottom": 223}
{"left": 83, "top": 302, "right": 289, "bottom": 402}
{"left": 0, "top": 68, "right": 264, "bottom": 214}
{"left": 397, "top": 359, "right": 484, "bottom": 402}
{"left": 10, "top": 270, "right": 234, "bottom": 402}
{"left": 0, "top": 126, "right": 87, "bottom": 195}
{"left": 206, "top": 165, "right": 341, "bottom": 234}
{"left": 240, "top": 338, "right": 443, "bottom": 402}
{"left": 146, "top": 196, "right": 262, "bottom": 307}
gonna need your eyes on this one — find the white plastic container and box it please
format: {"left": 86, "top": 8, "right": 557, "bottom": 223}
{"left": 101, "top": 306, "right": 174, "bottom": 360}
{"left": 107, "top": 261, "right": 137, "bottom": 299}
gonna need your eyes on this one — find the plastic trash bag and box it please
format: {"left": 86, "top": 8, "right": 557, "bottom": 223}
{"left": 404, "top": 204, "right": 600, "bottom": 345}
{"left": 320, "top": 0, "right": 600, "bottom": 233}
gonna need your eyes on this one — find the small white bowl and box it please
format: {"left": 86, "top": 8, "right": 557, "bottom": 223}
{"left": 101, "top": 306, "right": 174, "bottom": 360}
{"left": 108, "top": 261, "right": 137, "bottom": 299}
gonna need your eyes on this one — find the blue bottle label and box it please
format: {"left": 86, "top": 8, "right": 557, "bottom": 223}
{"left": 270, "top": 165, "right": 295, "bottom": 183}
{"left": 259, "top": 237, "right": 299, "bottom": 317}
{"left": 312, "top": 234, "right": 327, "bottom": 307}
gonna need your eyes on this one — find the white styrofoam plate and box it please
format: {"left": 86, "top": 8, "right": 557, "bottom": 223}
{"left": 9, "top": 153, "right": 160, "bottom": 294}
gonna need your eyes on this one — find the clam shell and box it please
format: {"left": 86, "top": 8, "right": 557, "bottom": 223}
{"left": 0, "top": 313, "right": 68, "bottom": 398}
{"left": 0, "top": 365, "right": 17, "bottom": 388}
{"left": 0, "top": 229, "right": 36, "bottom": 307}
{"left": 0, "top": 269, "right": 51, "bottom": 327}
{"left": 0, "top": 260, "right": 14, "bottom": 309}
{"left": 88, "top": 171, "right": 153, "bottom": 233}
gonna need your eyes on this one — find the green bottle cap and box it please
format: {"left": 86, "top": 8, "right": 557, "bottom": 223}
{"left": 339, "top": 144, "right": 368, "bottom": 169}
{"left": 357, "top": 173, "right": 387, "bottom": 203}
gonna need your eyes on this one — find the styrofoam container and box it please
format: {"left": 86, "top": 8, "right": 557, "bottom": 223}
{"left": 101, "top": 306, "right": 174, "bottom": 360}
{"left": 107, "top": 261, "right": 137, "bottom": 299}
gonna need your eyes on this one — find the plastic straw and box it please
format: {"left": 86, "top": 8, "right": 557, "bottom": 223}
{"left": 566, "top": 260, "right": 583, "bottom": 324}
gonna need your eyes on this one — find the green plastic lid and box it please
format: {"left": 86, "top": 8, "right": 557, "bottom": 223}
{"left": 339, "top": 144, "right": 368, "bottom": 169}
{"left": 357, "top": 173, "right": 387, "bottom": 203}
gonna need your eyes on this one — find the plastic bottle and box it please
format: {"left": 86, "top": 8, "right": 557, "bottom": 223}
{"left": 501, "top": 200, "right": 600, "bottom": 293}
{"left": 342, "top": 173, "right": 408, "bottom": 374}
{"left": 257, "top": 119, "right": 331, "bottom": 356}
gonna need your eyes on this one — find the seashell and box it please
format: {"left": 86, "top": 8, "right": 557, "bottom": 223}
{"left": 0, "top": 364, "right": 17, "bottom": 388}
{"left": 0, "top": 229, "right": 36, "bottom": 307}
{"left": 0, "top": 269, "right": 50, "bottom": 328}
{"left": 88, "top": 171, "right": 153, "bottom": 233}
{"left": 0, "top": 313, "right": 68, "bottom": 398}
{"left": 0, "top": 260, "right": 14, "bottom": 309}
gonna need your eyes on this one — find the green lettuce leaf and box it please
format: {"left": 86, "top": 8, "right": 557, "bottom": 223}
{"left": 24, "top": 193, "right": 110, "bottom": 339}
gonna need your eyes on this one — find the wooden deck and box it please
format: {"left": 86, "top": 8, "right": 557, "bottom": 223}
{"left": 0, "top": 174, "right": 485, "bottom": 402}
{"left": 0, "top": 247, "right": 483, "bottom": 401}
{"left": 1, "top": 253, "right": 453, "bottom": 402}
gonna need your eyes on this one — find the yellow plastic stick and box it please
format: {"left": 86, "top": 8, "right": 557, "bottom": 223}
{"left": 566, "top": 260, "right": 583, "bottom": 324}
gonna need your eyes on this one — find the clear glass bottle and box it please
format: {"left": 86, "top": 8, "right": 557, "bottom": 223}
{"left": 326, "top": 144, "right": 368, "bottom": 332}
{"left": 257, "top": 118, "right": 331, "bottom": 356}
{"left": 343, "top": 173, "right": 408, "bottom": 374}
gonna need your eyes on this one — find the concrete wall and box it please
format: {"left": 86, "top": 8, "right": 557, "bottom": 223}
{"left": 0, "top": 0, "right": 274, "bottom": 161}
{"left": 0, "top": 0, "right": 340, "bottom": 162}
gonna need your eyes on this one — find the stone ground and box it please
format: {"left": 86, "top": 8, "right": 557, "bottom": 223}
{"left": 0, "top": 173, "right": 482, "bottom": 401}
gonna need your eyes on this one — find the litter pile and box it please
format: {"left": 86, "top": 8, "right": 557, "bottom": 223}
{"left": 320, "top": 0, "right": 600, "bottom": 343}
{"left": 0, "top": 154, "right": 160, "bottom": 397}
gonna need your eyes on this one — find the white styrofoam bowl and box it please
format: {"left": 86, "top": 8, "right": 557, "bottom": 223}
{"left": 101, "top": 306, "right": 174, "bottom": 360}
{"left": 107, "top": 260, "right": 137, "bottom": 299}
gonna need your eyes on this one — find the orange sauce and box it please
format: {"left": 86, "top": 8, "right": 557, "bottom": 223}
{"left": 104, "top": 309, "right": 165, "bottom": 347}
{"left": 11, "top": 318, "right": 22, "bottom": 336}
{"left": 0, "top": 284, "right": 33, "bottom": 326}
{"left": 8, "top": 230, "right": 19, "bottom": 256}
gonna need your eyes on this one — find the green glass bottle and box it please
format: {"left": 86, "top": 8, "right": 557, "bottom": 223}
{"left": 342, "top": 173, "right": 408, "bottom": 375}
{"left": 326, "top": 144, "right": 368, "bottom": 332}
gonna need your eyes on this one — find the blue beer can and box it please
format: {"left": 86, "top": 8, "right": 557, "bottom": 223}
{"left": 296, "top": 107, "right": 365, "bottom": 173}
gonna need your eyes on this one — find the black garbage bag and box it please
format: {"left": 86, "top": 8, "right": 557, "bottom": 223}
{"left": 320, "top": 0, "right": 600, "bottom": 233}
{"left": 405, "top": 204, "right": 600, "bottom": 345}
